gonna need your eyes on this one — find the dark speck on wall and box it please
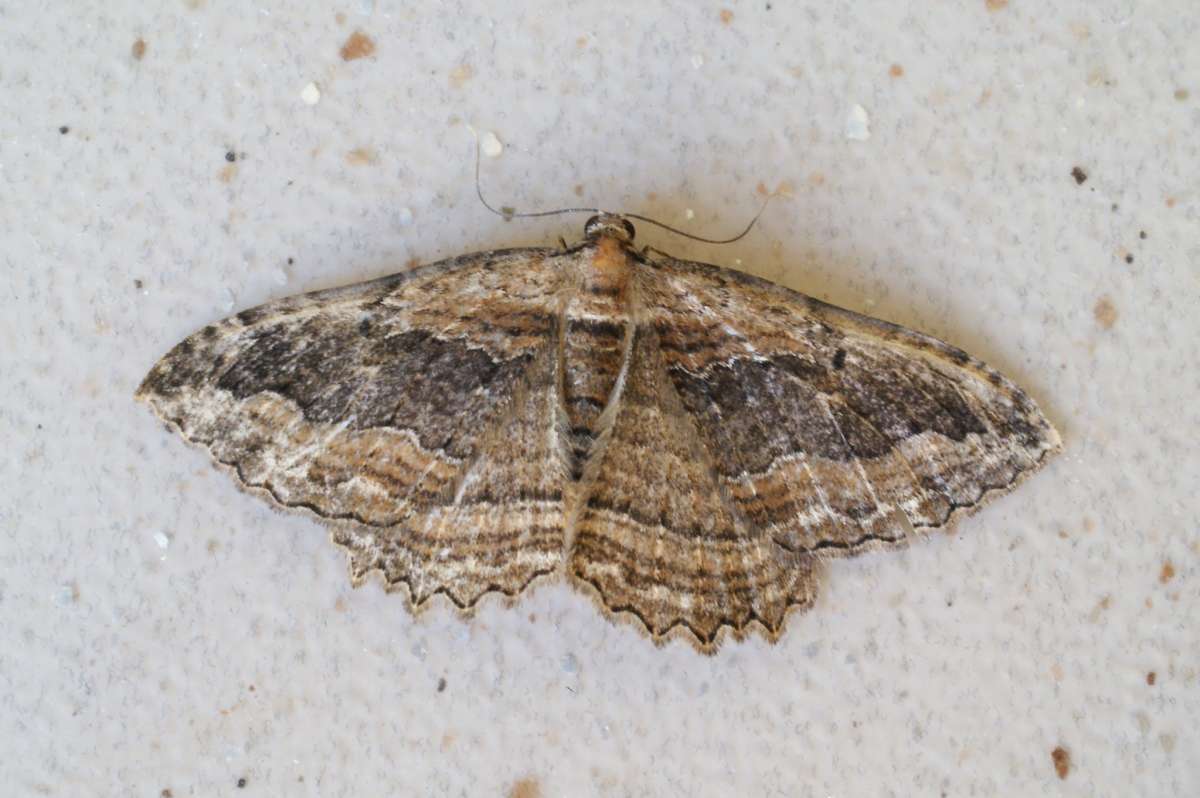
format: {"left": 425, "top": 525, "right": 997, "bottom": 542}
{"left": 237, "top": 777, "right": 247, "bottom": 789}
{"left": 1124, "top": 254, "right": 1134, "bottom": 264}
{"left": 1070, "top": 166, "right": 1088, "bottom": 185}
{"left": 226, "top": 151, "right": 237, "bottom": 163}
{"left": 437, "top": 677, "right": 447, "bottom": 692}
{"left": 1139, "top": 230, "right": 1147, "bottom": 239}
{"left": 1051, "top": 746, "right": 1071, "bottom": 779}
{"left": 1146, "top": 671, "right": 1156, "bottom": 685}
{"left": 59, "top": 125, "right": 69, "bottom": 135}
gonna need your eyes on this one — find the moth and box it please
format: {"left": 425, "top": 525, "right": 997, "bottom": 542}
{"left": 138, "top": 213, "right": 1060, "bottom": 652}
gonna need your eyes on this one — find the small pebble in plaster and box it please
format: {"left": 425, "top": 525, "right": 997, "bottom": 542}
{"left": 1165, "top": 197, "right": 1176, "bottom": 208}
{"left": 132, "top": 38, "right": 147, "bottom": 60}
{"left": 1051, "top": 746, "right": 1071, "bottom": 779}
{"left": 1175, "top": 88, "right": 1189, "bottom": 101}
{"left": 986, "top": 0, "right": 1009, "bottom": 11}
{"left": 845, "top": 104, "right": 871, "bottom": 141}
{"left": 508, "top": 777, "right": 541, "bottom": 798}
{"left": 719, "top": 9, "right": 734, "bottom": 25}
{"left": 340, "top": 30, "right": 375, "bottom": 61}
{"left": 219, "top": 164, "right": 237, "bottom": 183}
{"left": 300, "top": 82, "right": 321, "bottom": 105}
{"left": 449, "top": 63, "right": 475, "bottom": 88}
{"left": 1093, "top": 295, "right": 1118, "bottom": 329}
{"left": 134, "top": 278, "right": 144, "bottom": 290}
{"left": 573, "top": 184, "right": 584, "bottom": 197}
{"left": 481, "top": 131, "right": 504, "bottom": 158}
{"left": 225, "top": 151, "right": 237, "bottom": 163}
{"left": 889, "top": 63, "right": 904, "bottom": 78}
{"left": 1159, "top": 560, "right": 1175, "bottom": 583}
{"left": 346, "top": 147, "right": 376, "bottom": 165}
{"left": 436, "top": 677, "right": 446, "bottom": 692}
{"left": 1139, "top": 230, "right": 1147, "bottom": 239}
{"left": 161, "top": 790, "right": 173, "bottom": 798}
{"left": 59, "top": 125, "right": 69, "bottom": 135}
{"left": 1146, "top": 671, "right": 1156, "bottom": 685}
{"left": 154, "top": 531, "right": 171, "bottom": 549}
{"left": 55, "top": 582, "right": 80, "bottom": 606}
{"left": 1070, "top": 166, "right": 1087, "bottom": 185}
{"left": 1124, "top": 253, "right": 1134, "bottom": 264}
{"left": 236, "top": 777, "right": 247, "bottom": 789}
{"left": 1160, "top": 734, "right": 1176, "bottom": 754}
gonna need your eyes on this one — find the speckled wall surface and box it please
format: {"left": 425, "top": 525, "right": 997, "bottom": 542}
{"left": 2, "top": 2, "right": 1196, "bottom": 796}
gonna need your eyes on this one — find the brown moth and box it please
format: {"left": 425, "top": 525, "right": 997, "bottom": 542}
{"left": 137, "top": 214, "right": 1061, "bottom": 653}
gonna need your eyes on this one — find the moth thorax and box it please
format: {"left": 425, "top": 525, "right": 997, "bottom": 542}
{"left": 583, "top": 234, "right": 634, "bottom": 301}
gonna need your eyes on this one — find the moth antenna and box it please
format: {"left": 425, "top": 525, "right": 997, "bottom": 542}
{"left": 621, "top": 194, "right": 775, "bottom": 245}
{"left": 470, "top": 127, "right": 775, "bottom": 243}
{"left": 470, "top": 128, "right": 599, "bottom": 221}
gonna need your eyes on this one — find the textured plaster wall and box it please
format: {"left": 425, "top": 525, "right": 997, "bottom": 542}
{"left": 1, "top": 1, "right": 1197, "bottom": 796}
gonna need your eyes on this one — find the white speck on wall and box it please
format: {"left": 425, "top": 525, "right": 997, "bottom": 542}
{"left": 271, "top": 267, "right": 288, "bottom": 286}
{"left": 845, "top": 103, "right": 871, "bottom": 141}
{"left": 691, "top": 54, "right": 704, "bottom": 69}
{"left": 221, "top": 287, "right": 236, "bottom": 312}
{"left": 396, "top": 206, "right": 414, "bottom": 226}
{"left": 481, "top": 131, "right": 503, "bottom": 158}
{"left": 153, "top": 532, "right": 171, "bottom": 549}
{"left": 685, "top": 208, "right": 695, "bottom": 220}
{"left": 53, "top": 583, "right": 76, "bottom": 606}
{"left": 300, "top": 82, "right": 321, "bottom": 105}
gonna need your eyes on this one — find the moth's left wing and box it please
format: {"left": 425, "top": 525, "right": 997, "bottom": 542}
{"left": 137, "top": 248, "right": 573, "bottom": 606}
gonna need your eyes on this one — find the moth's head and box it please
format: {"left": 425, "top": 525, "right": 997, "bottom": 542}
{"left": 583, "top": 214, "right": 636, "bottom": 243}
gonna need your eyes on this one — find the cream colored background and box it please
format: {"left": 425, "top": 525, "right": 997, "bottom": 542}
{"left": 2, "top": 1, "right": 1197, "bottom": 795}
